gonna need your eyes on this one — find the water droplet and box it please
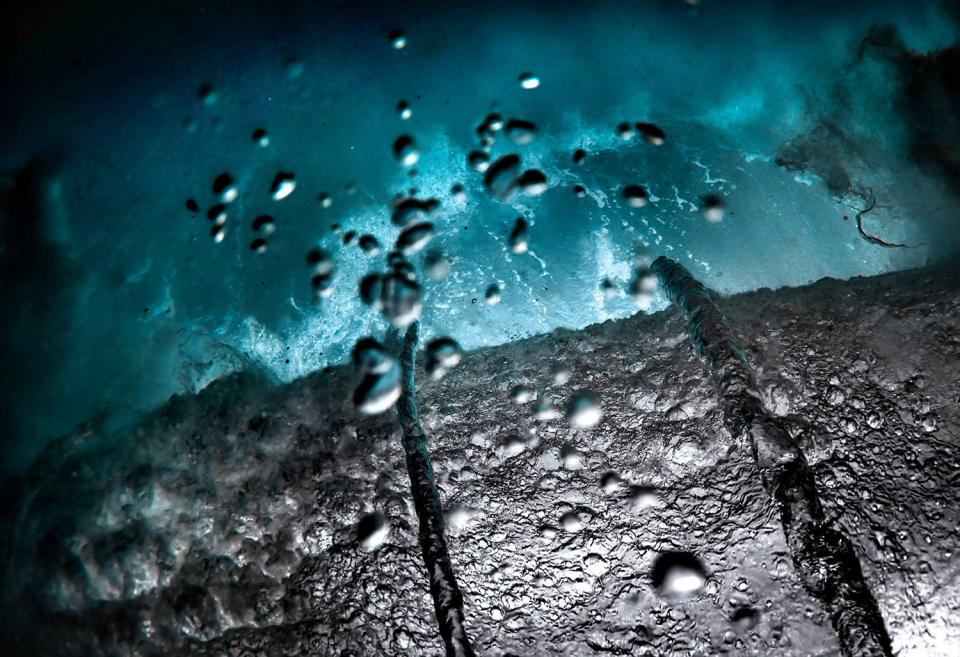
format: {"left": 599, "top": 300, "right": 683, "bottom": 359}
{"left": 502, "top": 435, "right": 528, "bottom": 458}
{"left": 584, "top": 553, "right": 609, "bottom": 576}
{"left": 252, "top": 215, "right": 276, "bottom": 235}
{"left": 396, "top": 100, "right": 412, "bottom": 120}
{"left": 380, "top": 270, "right": 423, "bottom": 327}
{"left": 623, "top": 184, "right": 648, "bottom": 208}
{"left": 311, "top": 272, "right": 335, "bottom": 299}
{"left": 393, "top": 135, "right": 420, "bottom": 166}
{"left": 635, "top": 122, "right": 666, "bottom": 146}
{"left": 306, "top": 248, "right": 334, "bottom": 275}
{"left": 357, "top": 511, "right": 390, "bottom": 551}
{"left": 651, "top": 551, "right": 707, "bottom": 598}
{"left": 391, "top": 196, "right": 439, "bottom": 226}
{"left": 270, "top": 172, "right": 296, "bottom": 200}
{"left": 616, "top": 121, "right": 634, "bottom": 140}
{"left": 484, "top": 154, "right": 522, "bottom": 198}
{"left": 451, "top": 183, "right": 466, "bottom": 201}
{"left": 389, "top": 29, "right": 407, "bottom": 49}
{"left": 630, "top": 267, "right": 658, "bottom": 307}
{"left": 185, "top": 199, "right": 199, "bottom": 212}
{"left": 573, "top": 148, "right": 586, "bottom": 164}
{"left": 559, "top": 444, "right": 582, "bottom": 470}
{"left": 567, "top": 391, "right": 601, "bottom": 428}
{"left": 549, "top": 364, "right": 571, "bottom": 385}
{"left": 600, "top": 472, "right": 622, "bottom": 493}
{"left": 207, "top": 204, "right": 228, "bottom": 225}
{"left": 533, "top": 395, "right": 561, "bottom": 421}
{"left": 212, "top": 173, "right": 238, "bottom": 202}
{"left": 510, "top": 385, "right": 536, "bottom": 404}
{"left": 701, "top": 194, "right": 724, "bottom": 222}
{"left": 484, "top": 113, "right": 504, "bottom": 132}
{"left": 211, "top": 223, "right": 226, "bottom": 243}
{"left": 343, "top": 230, "right": 357, "bottom": 246}
{"left": 573, "top": 184, "right": 586, "bottom": 198}
{"left": 425, "top": 249, "right": 450, "bottom": 279}
{"left": 518, "top": 72, "right": 540, "bottom": 89}
{"left": 250, "top": 238, "right": 268, "bottom": 254}
{"left": 505, "top": 119, "right": 537, "bottom": 144}
{"left": 519, "top": 169, "right": 547, "bottom": 196}
{"left": 252, "top": 128, "right": 270, "bottom": 147}
{"left": 396, "top": 222, "right": 434, "bottom": 254}
{"left": 468, "top": 150, "right": 490, "bottom": 172}
{"left": 445, "top": 504, "right": 476, "bottom": 531}
{"left": 353, "top": 339, "right": 401, "bottom": 414}
{"left": 197, "top": 82, "right": 217, "bottom": 106}
{"left": 426, "top": 337, "right": 462, "bottom": 380}
{"left": 317, "top": 192, "right": 333, "bottom": 208}
{"left": 485, "top": 284, "right": 502, "bottom": 305}
{"left": 509, "top": 217, "right": 529, "bottom": 253}
{"left": 285, "top": 57, "right": 304, "bottom": 80}
{"left": 560, "top": 511, "right": 582, "bottom": 532}
{"left": 628, "top": 485, "right": 660, "bottom": 510}
{"left": 730, "top": 607, "right": 759, "bottom": 631}
{"left": 358, "top": 234, "right": 381, "bottom": 255}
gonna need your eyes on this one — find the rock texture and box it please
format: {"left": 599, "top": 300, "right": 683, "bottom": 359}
{"left": 1, "top": 264, "right": 958, "bottom": 656}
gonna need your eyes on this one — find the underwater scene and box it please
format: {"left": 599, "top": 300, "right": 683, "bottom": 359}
{"left": 1, "top": 0, "right": 958, "bottom": 655}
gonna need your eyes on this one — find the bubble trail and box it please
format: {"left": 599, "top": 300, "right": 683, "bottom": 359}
{"left": 392, "top": 321, "right": 476, "bottom": 657}
{"left": 651, "top": 255, "right": 893, "bottom": 657}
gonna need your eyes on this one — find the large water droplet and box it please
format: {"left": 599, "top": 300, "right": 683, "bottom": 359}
{"left": 519, "top": 169, "right": 547, "bottom": 196}
{"left": 651, "top": 551, "right": 707, "bottom": 598}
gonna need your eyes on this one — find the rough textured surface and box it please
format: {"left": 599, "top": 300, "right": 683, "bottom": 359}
{"left": 1, "top": 264, "right": 959, "bottom": 656}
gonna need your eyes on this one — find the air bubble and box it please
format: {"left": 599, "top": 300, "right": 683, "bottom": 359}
{"left": 600, "top": 472, "right": 622, "bottom": 493}
{"left": 285, "top": 57, "right": 304, "bottom": 80}
{"left": 425, "top": 250, "right": 450, "bottom": 279}
{"left": 353, "top": 339, "right": 401, "bottom": 414}
{"left": 560, "top": 511, "right": 582, "bottom": 533}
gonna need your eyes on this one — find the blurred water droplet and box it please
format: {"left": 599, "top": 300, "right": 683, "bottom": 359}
{"left": 252, "top": 215, "right": 276, "bottom": 235}
{"left": 356, "top": 511, "right": 390, "bottom": 551}
{"left": 396, "top": 100, "right": 412, "bottom": 120}
{"left": 568, "top": 391, "right": 601, "bottom": 428}
{"left": 445, "top": 504, "right": 476, "bottom": 531}
{"left": 573, "top": 184, "right": 586, "bottom": 198}
{"left": 573, "top": 148, "right": 586, "bottom": 164}
{"left": 730, "top": 607, "right": 759, "bottom": 631}
{"left": 270, "top": 172, "right": 296, "bottom": 200}
{"left": 343, "top": 230, "right": 357, "bottom": 246}
{"left": 505, "top": 119, "right": 537, "bottom": 144}
{"left": 353, "top": 339, "right": 401, "bottom": 414}
{"left": 389, "top": 29, "right": 407, "bottom": 49}
{"left": 185, "top": 199, "right": 199, "bottom": 212}
{"left": 550, "top": 364, "right": 571, "bottom": 385}
{"left": 518, "top": 72, "right": 540, "bottom": 89}
{"left": 358, "top": 234, "right": 381, "bottom": 255}
{"left": 197, "top": 82, "right": 217, "bottom": 106}
{"left": 519, "top": 169, "right": 547, "bottom": 196}
{"left": 317, "top": 192, "right": 333, "bottom": 208}
{"left": 450, "top": 183, "right": 466, "bottom": 201}
{"left": 601, "top": 278, "right": 617, "bottom": 297}
{"left": 635, "top": 122, "right": 666, "bottom": 145}
{"left": 617, "top": 121, "right": 634, "bottom": 140}
{"left": 510, "top": 385, "right": 536, "bottom": 404}
{"left": 391, "top": 196, "right": 439, "bottom": 227}
{"left": 484, "top": 154, "right": 522, "bottom": 198}
{"left": 396, "top": 222, "right": 434, "bottom": 254}
{"left": 425, "top": 249, "right": 450, "bottom": 279}
{"left": 485, "top": 284, "right": 502, "bottom": 305}
{"left": 285, "top": 57, "right": 304, "bottom": 80}
{"left": 628, "top": 485, "right": 660, "bottom": 510}
{"left": 509, "top": 217, "right": 529, "bottom": 253}
{"left": 701, "top": 193, "right": 725, "bottom": 222}
{"left": 651, "top": 551, "right": 707, "bottom": 598}
{"left": 468, "top": 150, "right": 490, "bottom": 172}
{"left": 426, "top": 337, "right": 462, "bottom": 380}
{"left": 252, "top": 128, "right": 269, "bottom": 147}
{"left": 630, "top": 267, "right": 658, "bottom": 307}
{"left": 393, "top": 135, "right": 420, "bottom": 167}
{"left": 559, "top": 444, "right": 582, "bottom": 470}
{"left": 623, "top": 184, "right": 648, "bottom": 208}
{"left": 502, "top": 435, "right": 528, "bottom": 458}
{"left": 533, "top": 395, "right": 561, "bottom": 421}
{"left": 380, "top": 270, "right": 423, "bottom": 327}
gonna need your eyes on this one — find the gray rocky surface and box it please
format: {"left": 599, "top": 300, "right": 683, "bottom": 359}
{"left": 1, "top": 263, "right": 958, "bottom": 656}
